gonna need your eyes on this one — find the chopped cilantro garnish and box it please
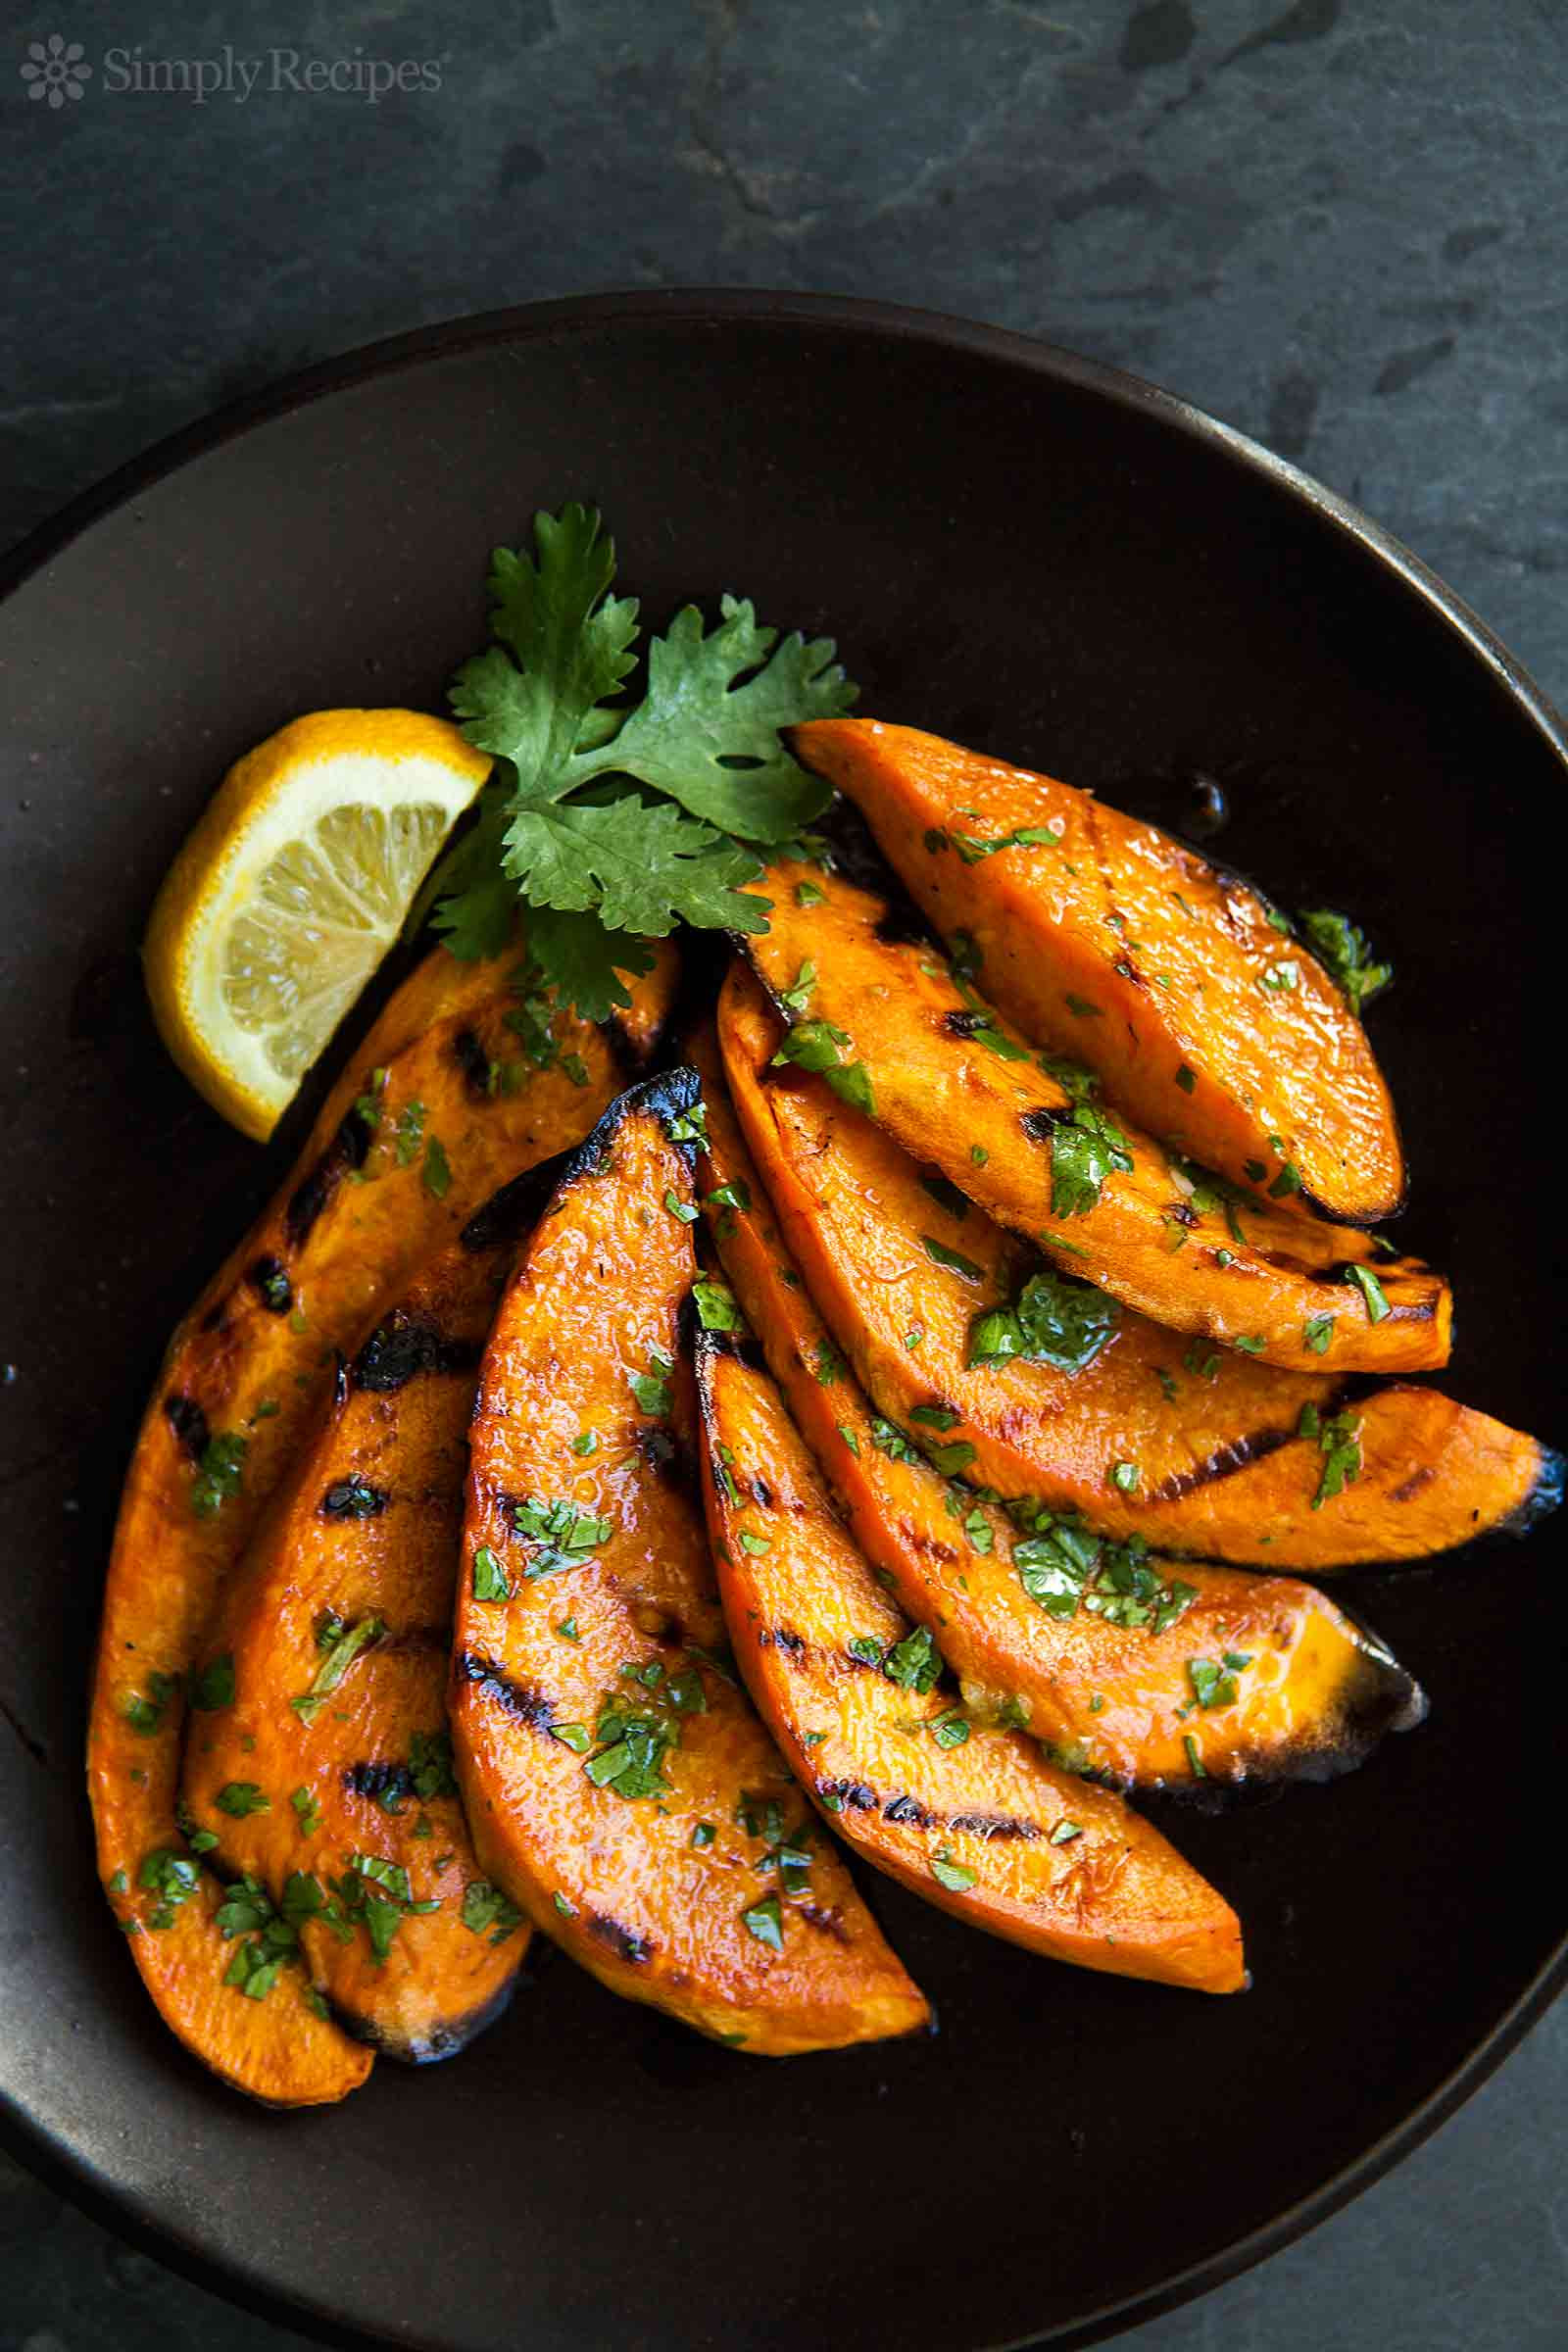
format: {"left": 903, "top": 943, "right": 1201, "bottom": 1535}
{"left": 1312, "top": 1409, "right": 1365, "bottom": 1508}
{"left": 394, "top": 1101, "right": 425, "bottom": 1166}
{"left": 922, "top": 1234, "right": 986, "bottom": 1282}
{"left": 1187, "top": 1654, "right": 1250, "bottom": 1711}
{"left": 930, "top": 1850, "right": 976, "bottom": 1892}
{"left": 692, "top": 1278, "right": 746, "bottom": 1333}
{"left": 511, "top": 1494, "right": 612, "bottom": 1580}
{"left": 291, "top": 1786, "right": 322, "bottom": 1838}
{"left": 421, "top": 1135, "right": 452, "bottom": 1199}
{"left": 882, "top": 1624, "right": 943, "bottom": 1694}
{"left": 629, "top": 1351, "right": 674, "bottom": 1417}
{"left": 291, "top": 1614, "right": 384, "bottom": 1722}
{"left": 869, "top": 1416, "right": 921, "bottom": 1464}
{"left": 1048, "top": 1104, "right": 1133, "bottom": 1218}
{"left": 1303, "top": 1314, "right": 1336, "bottom": 1354}
{"left": 189, "top": 1653, "right": 235, "bottom": 1711}
{"left": 1343, "top": 1262, "right": 1391, "bottom": 1323}
{"left": 1298, "top": 907, "right": 1393, "bottom": 1015}
{"left": 462, "top": 1881, "right": 526, "bottom": 1945}
{"left": 741, "top": 1893, "right": 784, "bottom": 1950}
{"left": 967, "top": 1266, "right": 1117, "bottom": 1374}
{"left": 122, "top": 1668, "right": 179, "bottom": 1736}
{"left": 1012, "top": 1511, "right": 1196, "bottom": 1635}
{"left": 216, "top": 1782, "right": 270, "bottom": 1818}
{"left": 190, "top": 1431, "right": 248, "bottom": 1520}
{"left": 666, "top": 1099, "right": 709, "bottom": 1144}
{"left": 781, "top": 959, "right": 817, "bottom": 1016}
{"left": 410, "top": 1729, "right": 459, "bottom": 1801}
{"left": 950, "top": 821, "right": 1062, "bottom": 863}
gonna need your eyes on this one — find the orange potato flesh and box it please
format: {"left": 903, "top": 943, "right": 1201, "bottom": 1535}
{"left": 89, "top": 938, "right": 676, "bottom": 2103}
{"left": 718, "top": 961, "right": 1553, "bottom": 1571}
{"left": 794, "top": 717, "right": 1404, "bottom": 1225}
{"left": 452, "top": 1073, "right": 929, "bottom": 2056}
{"left": 696, "top": 1332, "right": 1246, "bottom": 1994}
{"left": 738, "top": 858, "right": 1448, "bottom": 1375}
{"left": 183, "top": 1224, "right": 540, "bottom": 2061}
{"left": 686, "top": 1015, "right": 1425, "bottom": 1788}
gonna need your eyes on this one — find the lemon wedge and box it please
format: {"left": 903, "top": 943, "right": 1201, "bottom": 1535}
{"left": 144, "top": 710, "right": 491, "bottom": 1140}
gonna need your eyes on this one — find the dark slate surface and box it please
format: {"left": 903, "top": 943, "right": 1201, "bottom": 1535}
{"left": 2, "top": 3, "right": 1563, "bottom": 2347}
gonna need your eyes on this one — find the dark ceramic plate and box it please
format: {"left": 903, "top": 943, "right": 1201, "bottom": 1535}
{"left": 1, "top": 292, "right": 1563, "bottom": 2352}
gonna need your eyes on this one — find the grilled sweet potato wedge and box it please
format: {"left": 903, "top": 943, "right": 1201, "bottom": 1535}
{"left": 686, "top": 1017, "right": 1424, "bottom": 1786}
{"left": 452, "top": 1071, "right": 928, "bottom": 2055}
{"left": 719, "top": 962, "right": 1555, "bottom": 1570}
{"left": 182, "top": 1190, "right": 553, "bottom": 2061}
{"left": 794, "top": 718, "right": 1404, "bottom": 1225}
{"left": 737, "top": 859, "right": 1447, "bottom": 1375}
{"left": 697, "top": 1333, "right": 1245, "bottom": 1992}
{"left": 91, "top": 938, "right": 676, "bottom": 2103}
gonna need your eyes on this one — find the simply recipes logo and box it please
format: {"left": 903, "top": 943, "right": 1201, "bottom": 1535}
{"left": 19, "top": 32, "right": 444, "bottom": 108}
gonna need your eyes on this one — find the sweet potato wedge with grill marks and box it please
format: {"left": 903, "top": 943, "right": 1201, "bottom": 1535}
{"left": 737, "top": 859, "right": 1448, "bottom": 1375}
{"left": 795, "top": 718, "right": 1404, "bottom": 1224}
{"left": 90, "top": 937, "right": 676, "bottom": 2103}
{"left": 696, "top": 1331, "right": 1245, "bottom": 1992}
{"left": 719, "top": 961, "right": 1557, "bottom": 1571}
{"left": 686, "top": 1016, "right": 1424, "bottom": 1787}
{"left": 182, "top": 1183, "right": 557, "bottom": 2061}
{"left": 451, "top": 1069, "right": 928, "bottom": 2055}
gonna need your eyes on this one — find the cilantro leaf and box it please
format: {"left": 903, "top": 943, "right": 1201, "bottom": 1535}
{"left": 501, "top": 793, "right": 767, "bottom": 937}
{"left": 425, "top": 506, "right": 857, "bottom": 1015}
{"left": 574, "top": 598, "right": 852, "bottom": 841}
{"left": 423, "top": 783, "right": 516, "bottom": 959}
{"left": 449, "top": 506, "right": 640, "bottom": 783}
{"left": 1298, "top": 907, "right": 1393, "bottom": 1016}
{"left": 523, "top": 906, "right": 654, "bottom": 1024}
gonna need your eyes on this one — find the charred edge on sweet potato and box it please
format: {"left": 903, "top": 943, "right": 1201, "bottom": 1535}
{"left": 164, "top": 1392, "right": 209, "bottom": 1460}
{"left": 247, "top": 1255, "right": 293, "bottom": 1315}
{"left": 458, "top": 1154, "right": 568, "bottom": 1254}
{"left": 342, "top": 1760, "right": 416, "bottom": 1806}
{"left": 1499, "top": 1442, "right": 1568, "bottom": 1538}
{"left": 454, "top": 1649, "right": 559, "bottom": 1735}
{"left": 331, "top": 1969, "right": 521, "bottom": 2066}
{"left": 545, "top": 1062, "right": 706, "bottom": 1199}
{"left": 284, "top": 1098, "right": 377, "bottom": 1249}
{"left": 319, "top": 1479, "right": 390, "bottom": 1518}
{"left": 451, "top": 1027, "right": 493, "bottom": 1099}
{"left": 587, "top": 1914, "right": 656, "bottom": 1966}
{"left": 350, "top": 1313, "right": 484, "bottom": 1394}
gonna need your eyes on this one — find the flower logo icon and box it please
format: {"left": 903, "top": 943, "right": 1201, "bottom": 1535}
{"left": 20, "top": 33, "right": 91, "bottom": 106}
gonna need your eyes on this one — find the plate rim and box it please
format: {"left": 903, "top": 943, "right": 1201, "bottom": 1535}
{"left": 2, "top": 284, "right": 1563, "bottom": 2352}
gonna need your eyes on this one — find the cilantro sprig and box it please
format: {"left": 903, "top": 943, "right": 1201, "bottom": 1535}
{"left": 423, "top": 505, "right": 858, "bottom": 1018}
